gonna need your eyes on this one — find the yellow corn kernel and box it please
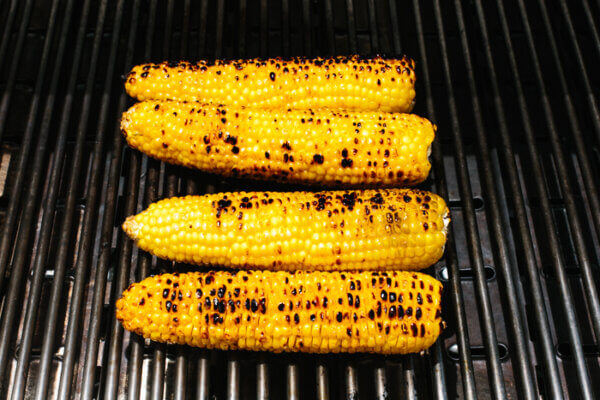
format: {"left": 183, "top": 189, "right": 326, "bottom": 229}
{"left": 121, "top": 101, "right": 434, "bottom": 187}
{"left": 116, "top": 270, "right": 444, "bottom": 354}
{"left": 123, "top": 189, "right": 450, "bottom": 271}
{"left": 125, "top": 56, "right": 416, "bottom": 112}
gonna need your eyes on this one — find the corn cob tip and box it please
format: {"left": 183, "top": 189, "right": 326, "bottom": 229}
{"left": 122, "top": 216, "right": 141, "bottom": 240}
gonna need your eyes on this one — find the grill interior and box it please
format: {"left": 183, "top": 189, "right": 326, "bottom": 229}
{"left": 0, "top": 0, "right": 599, "bottom": 399}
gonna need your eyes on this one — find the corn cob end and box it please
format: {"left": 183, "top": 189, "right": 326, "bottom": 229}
{"left": 122, "top": 216, "right": 141, "bottom": 240}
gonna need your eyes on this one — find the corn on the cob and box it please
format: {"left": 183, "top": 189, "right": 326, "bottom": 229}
{"left": 116, "top": 270, "right": 444, "bottom": 354}
{"left": 123, "top": 189, "right": 449, "bottom": 271}
{"left": 121, "top": 101, "right": 434, "bottom": 187}
{"left": 124, "top": 56, "right": 416, "bottom": 112}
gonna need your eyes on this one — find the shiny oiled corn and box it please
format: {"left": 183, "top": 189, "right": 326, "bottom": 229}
{"left": 125, "top": 56, "right": 416, "bottom": 112}
{"left": 123, "top": 189, "right": 449, "bottom": 271}
{"left": 121, "top": 101, "right": 434, "bottom": 187}
{"left": 116, "top": 270, "right": 444, "bottom": 354}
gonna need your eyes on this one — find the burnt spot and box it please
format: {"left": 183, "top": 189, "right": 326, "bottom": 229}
{"left": 341, "top": 149, "right": 348, "bottom": 158}
{"left": 217, "top": 301, "right": 225, "bottom": 313}
{"left": 313, "top": 154, "right": 324, "bottom": 164}
{"left": 205, "top": 297, "right": 212, "bottom": 308}
{"left": 269, "top": 72, "right": 276, "bottom": 81}
{"left": 165, "top": 301, "right": 172, "bottom": 311}
{"left": 346, "top": 328, "right": 352, "bottom": 337}
{"left": 423, "top": 223, "right": 429, "bottom": 231}
{"left": 218, "top": 286, "right": 226, "bottom": 298}
{"left": 349, "top": 281, "right": 355, "bottom": 290}
{"left": 427, "top": 294, "right": 433, "bottom": 303}
{"left": 232, "top": 146, "right": 240, "bottom": 154}
{"left": 139, "top": 298, "right": 145, "bottom": 305}
{"left": 336, "top": 312, "right": 343, "bottom": 322}
{"left": 163, "top": 289, "right": 169, "bottom": 299}
{"left": 416, "top": 308, "right": 422, "bottom": 320}
{"left": 389, "top": 292, "right": 396, "bottom": 302}
{"left": 338, "top": 298, "right": 343, "bottom": 305}
{"left": 405, "top": 307, "right": 413, "bottom": 317}
{"left": 370, "top": 193, "right": 384, "bottom": 204}
{"left": 224, "top": 134, "right": 238, "bottom": 145}
{"left": 403, "top": 195, "right": 412, "bottom": 203}
{"left": 323, "top": 297, "right": 328, "bottom": 308}
{"left": 354, "top": 296, "right": 360, "bottom": 308}
{"left": 348, "top": 293, "right": 354, "bottom": 306}
{"left": 384, "top": 149, "right": 390, "bottom": 157}
{"left": 265, "top": 151, "right": 270, "bottom": 159}
{"left": 411, "top": 323, "right": 418, "bottom": 337}
{"left": 381, "top": 290, "right": 387, "bottom": 301}
{"left": 398, "top": 305, "right": 404, "bottom": 319}
{"left": 250, "top": 299, "right": 259, "bottom": 312}
{"left": 282, "top": 141, "right": 292, "bottom": 151}
{"left": 206, "top": 276, "right": 214, "bottom": 284}
{"left": 368, "top": 310, "right": 375, "bottom": 320}
{"left": 417, "top": 293, "right": 423, "bottom": 305}
{"left": 341, "top": 159, "right": 353, "bottom": 168}
{"left": 162, "top": 143, "right": 169, "bottom": 149}
{"left": 206, "top": 145, "right": 211, "bottom": 153}
{"left": 294, "top": 313, "right": 300, "bottom": 324}
{"left": 389, "top": 306, "right": 396, "bottom": 318}
{"left": 341, "top": 192, "right": 357, "bottom": 210}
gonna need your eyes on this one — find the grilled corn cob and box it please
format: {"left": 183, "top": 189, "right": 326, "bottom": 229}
{"left": 116, "top": 270, "right": 444, "bottom": 354}
{"left": 123, "top": 189, "right": 449, "bottom": 271}
{"left": 125, "top": 56, "right": 416, "bottom": 112}
{"left": 121, "top": 101, "right": 434, "bottom": 187}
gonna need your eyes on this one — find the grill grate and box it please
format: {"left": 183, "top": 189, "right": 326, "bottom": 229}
{"left": 0, "top": 0, "right": 599, "bottom": 399}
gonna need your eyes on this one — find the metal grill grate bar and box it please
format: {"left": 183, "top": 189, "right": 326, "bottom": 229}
{"left": 0, "top": 0, "right": 33, "bottom": 144}
{"left": 0, "top": 0, "right": 72, "bottom": 390}
{"left": 9, "top": 0, "right": 94, "bottom": 398}
{"left": 413, "top": 1, "right": 477, "bottom": 398}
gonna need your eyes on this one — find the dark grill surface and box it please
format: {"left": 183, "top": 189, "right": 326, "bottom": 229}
{"left": 0, "top": 0, "right": 599, "bottom": 399}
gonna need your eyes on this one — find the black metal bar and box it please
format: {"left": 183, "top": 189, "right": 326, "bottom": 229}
{"left": 151, "top": 346, "right": 167, "bottom": 400}
{"left": 257, "top": 357, "right": 269, "bottom": 400}
{"left": 56, "top": 1, "right": 126, "bottom": 398}
{"left": 315, "top": 360, "right": 329, "bottom": 400}
{"left": 0, "top": 0, "right": 50, "bottom": 295}
{"left": 79, "top": 0, "right": 142, "bottom": 398}
{"left": 0, "top": 0, "right": 67, "bottom": 387}
{"left": 345, "top": 0, "right": 357, "bottom": 53}
{"left": 9, "top": 0, "right": 93, "bottom": 397}
{"left": 287, "top": 363, "right": 299, "bottom": 400}
{"left": 282, "top": 0, "right": 290, "bottom": 56}
{"left": 578, "top": 0, "right": 600, "bottom": 58}
{"left": 0, "top": 0, "right": 33, "bottom": 143}
{"left": 451, "top": 0, "right": 540, "bottom": 397}
{"left": 260, "top": 0, "right": 268, "bottom": 56}
{"left": 214, "top": 0, "right": 224, "bottom": 59}
{"left": 0, "top": 0, "right": 19, "bottom": 71}
{"left": 432, "top": 0, "right": 507, "bottom": 397}
{"left": 126, "top": 2, "right": 159, "bottom": 398}
{"left": 302, "top": 0, "right": 311, "bottom": 55}
{"left": 366, "top": 0, "right": 378, "bottom": 52}
{"left": 401, "top": 357, "right": 417, "bottom": 400}
{"left": 373, "top": 361, "right": 387, "bottom": 400}
{"left": 238, "top": 0, "right": 246, "bottom": 57}
{"left": 198, "top": 0, "right": 209, "bottom": 57}
{"left": 555, "top": 0, "right": 600, "bottom": 146}
{"left": 411, "top": 0, "right": 477, "bottom": 398}
{"left": 344, "top": 363, "right": 359, "bottom": 399}
{"left": 387, "top": 0, "right": 401, "bottom": 56}
{"left": 227, "top": 356, "right": 240, "bottom": 400}
{"left": 196, "top": 352, "right": 210, "bottom": 400}
{"left": 324, "top": 0, "right": 335, "bottom": 55}
{"left": 33, "top": 1, "right": 110, "bottom": 398}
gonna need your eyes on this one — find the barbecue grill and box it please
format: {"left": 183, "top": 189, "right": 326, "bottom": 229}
{"left": 0, "top": 0, "right": 599, "bottom": 398}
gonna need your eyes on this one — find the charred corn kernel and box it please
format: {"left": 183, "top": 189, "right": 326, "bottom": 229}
{"left": 116, "top": 270, "right": 444, "bottom": 354}
{"left": 125, "top": 56, "right": 416, "bottom": 112}
{"left": 123, "top": 189, "right": 449, "bottom": 271}
{"left": 121, "top": 101, "right": 434, "bottom": 187}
